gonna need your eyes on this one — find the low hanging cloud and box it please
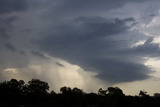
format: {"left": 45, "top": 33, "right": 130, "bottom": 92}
{"left": 35, "top": 16, "right": 156, "bottom": 83}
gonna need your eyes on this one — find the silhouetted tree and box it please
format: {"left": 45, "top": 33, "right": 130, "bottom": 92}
{"left": 23, "top": 79, "right": 50, "bottom": 106}
{"left": 72, "top": 87, "right": 84, "bottom": 95}
{"left": 0, "top": 79, "right": 25, "bottom": 93}
{"left": 26, "top": 79, "right": 49, "bottom": 95}
{"left": 50, "top": 90, "right": 56, "bottom": 95}
{"left": 60, "top": 86, "right": 72, "bottom": 94}
{"left": 0, "top": 78, "right": 160, "bottom": 107}
{"left": 0, "top": 79, "right": 25, "bottom": 106}
{"left": 98, "top": 88, "right": 107, "bottom": 96}
{"left": 139, "top": 90, "right": 148, "bottom": 97}
{"left": 154, "top": 93, "right": 160, "bottom": 98}
{"left": 107, "top": 87, "right": 124, "bottom": 96}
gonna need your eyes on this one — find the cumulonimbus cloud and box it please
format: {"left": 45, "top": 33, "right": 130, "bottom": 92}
{"left": 0, "top": 0, "right": 160, "bottom": 86}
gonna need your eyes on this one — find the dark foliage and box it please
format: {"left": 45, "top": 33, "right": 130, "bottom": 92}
{"left": 0, "top": 79, "right": 160, "bottom": 107}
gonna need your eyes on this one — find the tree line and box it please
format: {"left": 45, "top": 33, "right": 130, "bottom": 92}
{"left": 0, "top": 79, "right": 160, "bottom": 107}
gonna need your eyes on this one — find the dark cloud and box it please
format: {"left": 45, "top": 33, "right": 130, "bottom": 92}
{"left": 19, "top": 51, "right": 26, "bottom": 55}
{"left": 73, "top": 17, "right": 134, "bottom": 37}
{"left": 52, "top": 0, "right": 157, "bottom": 15}
{"left": 31, "top": 50, "right": 49, "bottom": 60}
{"left": 56, "top": 62, "right": 65, "bottom": 67}
{"left": 0, "top": 0, "right": 159, "bottom": 86}
{"left": 34, "top": 16, "right": 155, "bottom": 83}
{"left": 4, "top": 43, "right": 16, "bottom": 52}
{"left": 0, "top": 16, "right": 17, "bottom": 40}
{"left": 0, "top": 0, "right": 27, "bottom": 40}
{"left": 95, "top": 58, "right": 151, "bottom": 83}
{"left": 0, "top": 0, "right": 28, "bottom": 14}
{"left": 0, "top": 28, "right": 9, "bottom": 39}
{"left": 40, "top": 16, "right": 134, "bottom": 51}
{"left": 131, "top": 37, "right": 160, "bottom": 57}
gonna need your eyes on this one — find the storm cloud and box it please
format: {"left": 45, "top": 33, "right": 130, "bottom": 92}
{"left": 0, "top": 0, "right": 160, "bottom": 92}
{"left": 34, "top": 15, "right": 157, "bottom": 83}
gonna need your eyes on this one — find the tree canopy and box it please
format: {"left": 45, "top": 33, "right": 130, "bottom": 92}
{"left": 0, "top": 78, "right": 160, "bottom": 107}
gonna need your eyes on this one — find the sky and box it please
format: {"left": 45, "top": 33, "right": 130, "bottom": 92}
{"left": 1, "top": 0, "right": 160, "bottom": 95}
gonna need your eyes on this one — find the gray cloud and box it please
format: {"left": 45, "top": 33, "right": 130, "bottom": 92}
{"left": 131, "top": 37, "right": 160, "bottom": 57}
{"left": 4, "top": 42, "right": 16, "bottom": 52}
{"left": 0, "top": 0, "right": 160, "bottom": 87}
{"left": 0, "top": 0, "right": 30, "bottom": 50}
{"left": 31, "top": 50, "right": 49, "bottom": 60}
{"left": 0, "top": 16, "right": 17, "bottom": 40}
{"left": 52, "top": 0, "right": 157, "bottom": 16}
{"left": 55, "top": 62, "right": 65, "bottom": 67}
{"left": 0, "top": 28, "right": 9, "bottom": 39}
{"left": 34, "top": 16, "right": 156, "bottom": 83}
{"left": 0, "top": 0, "right": 28, "bottom": 40}
{"left": 0, "top": 0, "right": 28, "bottom": 14}
{"left": 39, "top": 16, "right": 134, "bottom": 51}
{"left": 95, "top": 58, "right": 151, "bottom": 83}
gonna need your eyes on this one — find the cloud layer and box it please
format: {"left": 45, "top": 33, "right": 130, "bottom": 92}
{"left": 0, "top": 0, "right": 160, "bottom": 92}
{"left": 36, "top": 16, "right": 154, "bottom": 83}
